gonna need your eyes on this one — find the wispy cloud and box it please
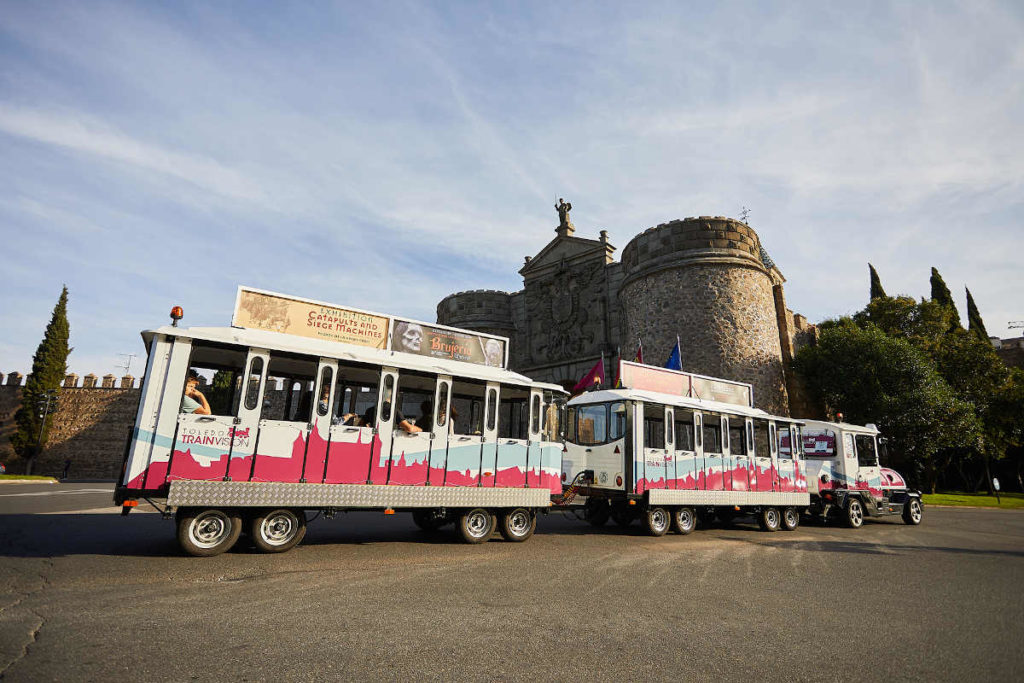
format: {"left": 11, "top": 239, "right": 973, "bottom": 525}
{"left": 1, "top": 0, "right": 1022, "bottom": 377}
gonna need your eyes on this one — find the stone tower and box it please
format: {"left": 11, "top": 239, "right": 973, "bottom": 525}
{"left": 618, "top": 216, "right": 790, "bottom": 414}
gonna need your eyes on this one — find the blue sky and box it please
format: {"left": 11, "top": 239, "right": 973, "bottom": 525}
{"left": 1, "top": 1, "right": 1022, "bottom": 378}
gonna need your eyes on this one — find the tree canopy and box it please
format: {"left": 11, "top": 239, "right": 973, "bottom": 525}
{"left": 11, "top": 287, "right": 71, "bottom": 467}
{"left": 868, "top": 263, "right": 886, "bottom": 300}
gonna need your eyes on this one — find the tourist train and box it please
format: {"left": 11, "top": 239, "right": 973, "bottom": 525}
{"left": 114, "top": 287, "right": 922, "bottom": 556}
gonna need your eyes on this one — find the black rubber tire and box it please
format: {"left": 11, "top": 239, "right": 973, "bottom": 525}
{"left": 671, "top": 507, "right": 696, "bottom": 535}
{"left": 644, "top": 506, "right": 670, "bottom": 537}
{"left": 781, "top": 507, "right": 800, "bottom": 531}
{"left": 758, "top": 507, "right": 782, "bottom": 532}
{"left": 586, "top": 499, "right": 611, "bottom": 527}
{"left": 845, "top": 498, "right": 865, "bottom": 529}
{"left": 176, "top": 508, "right": 243, "bottom": 557}
{"left": 250, "top": 508, "right": 307, "bottom": 553}
{"left": 902, "top": 498, "right": 923, "bottom": 525}
{"left": 498, "top": 508, "right": 537, "bottom": 542}
{"left": 457, "top": 508, "right": 495, "bottom": 544}
{"left": 412, "top": 509, "right": 447, "bottom": 531}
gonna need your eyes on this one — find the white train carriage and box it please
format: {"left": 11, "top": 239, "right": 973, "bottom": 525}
{"left": 562, "top": 361, "right": 810, "bottom": 536}
{"left": 801, "top": 419, "right": 923, "bottom": 527}
{"left": 115, "top": 288, "right": 567, "bottom": 555}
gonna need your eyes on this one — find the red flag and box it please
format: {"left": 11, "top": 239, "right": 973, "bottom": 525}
{"left": 573, "top": 357, "right": 606, "bottom": 393}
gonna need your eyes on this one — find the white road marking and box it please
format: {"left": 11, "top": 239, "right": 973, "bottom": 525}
{"left": 0, "top": 488, "right": 114, "bottom": 498}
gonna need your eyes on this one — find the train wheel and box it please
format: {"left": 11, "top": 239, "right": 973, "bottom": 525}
{"left": 177, "top": 508, "right": 243, "bottom": 557}
{"left": 644, "top": 507, "right": 670, "bottom": 537}
{"left": 902, "top": 499, "right": 923, "bottom": 525}
{"left": 458, "top": 508, "right": 495, "bottom": 544}
{"left": 845, "top": 498, "right": 864, "bottom": 529}
{"left": 499, "top": 508, "right": 536, "bottom": 542}
{"left": 758, "top": 507, "right": 781, "bottom": 532}
{"left": 412, "top": 509, "right": 447, "bottom": 531}
{"left": 251, "top": 508, "right": 306, "bottom": 553}
{"left": 671, "top": 507, "right": 696, "bottom": 535}
{"left": 781, "top": 507, "right": 800, "bottom": 531}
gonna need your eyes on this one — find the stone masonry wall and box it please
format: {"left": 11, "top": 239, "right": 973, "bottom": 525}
{"left": 618, "top": 217, "right": 790, "bottom": 415}
{"left": 619, "top": 264, "right": 790, "bottom": 414}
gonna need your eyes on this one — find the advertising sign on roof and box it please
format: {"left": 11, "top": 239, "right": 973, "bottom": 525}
{"left": 392, "top": 319, "right": 507, "bottom": 368}
{"left": 231, "top": 287, "right": 509, "bottom": 368}
{"left": 232, "top": 288, "right": 389, "bottom": 349}
{"left": 618, "top": 360, "right": 753, "bottom": 408}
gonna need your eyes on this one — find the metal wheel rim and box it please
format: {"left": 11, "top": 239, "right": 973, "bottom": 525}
{"left": 850, "top": 503, "right": 863, "bottom": 525}
{"left": 910, "top": 501, "right": 922, "bottom": 523}
{"left": 766, "top": 509, "right": 779, "bottom": 528}
{"left": 466, "top": 511, "right": 490, "bottom": 538}
{"left": 651, "top": 508, "right": 668, "bottom": 532}
{"left": 260, "top": 511, "right": 298, "bottom": 546}
{"left": 189, "top": 511, "right": 232, "bottom": 549}
{"left": 784, "top": 509, "right": 797, "bottom": 527}
{"left": 677, "top": 509, "right": 694, "bottom": 532}
{"left": 508, "top": 510, "right": 531, "bottom": 536}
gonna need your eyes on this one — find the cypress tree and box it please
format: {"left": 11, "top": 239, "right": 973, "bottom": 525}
{"left": 869, "top": 263, "right": 887, "bottom": 300}
{"left": 965, "top": 286, "right": 990, "bottom": 342}
{"left": 11, "top": 287, "right": 71, "bottom": 469}
{"left": 929, "top": 267, "right": 961, "bottom": 329}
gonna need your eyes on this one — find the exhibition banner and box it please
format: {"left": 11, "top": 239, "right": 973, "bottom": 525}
{"left": 392, "top": 319, "right": 507, "bottom": 368}
{"left": 232, "top": 288, "right": 389, "bottom": 349}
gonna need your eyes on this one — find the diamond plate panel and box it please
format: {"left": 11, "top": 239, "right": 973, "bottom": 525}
{"left": 167, "top": 480, "right": 552, "bottom": 509}
{"left": 647, "top": 489, "right": 809, "bottom": 507}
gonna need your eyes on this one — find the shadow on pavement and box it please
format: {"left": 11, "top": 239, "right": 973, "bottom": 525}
{"left": 2, "top": 511, "right": 1020, "bottom": 559}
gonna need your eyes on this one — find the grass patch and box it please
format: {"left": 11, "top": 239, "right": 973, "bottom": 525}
{"left": 923, "top": 492, "right": 1024, "bottom": 509}
{"left": 0, "top": 474, "right": 58, "bottom": 482}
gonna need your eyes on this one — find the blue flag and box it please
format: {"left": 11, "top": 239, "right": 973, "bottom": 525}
{"left": 665, "top": 340, "right": 682, "bottom": 371}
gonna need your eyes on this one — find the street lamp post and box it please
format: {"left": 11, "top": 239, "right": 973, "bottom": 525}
{"left": 27, "top": 389, "right": 59, "bottom": 476}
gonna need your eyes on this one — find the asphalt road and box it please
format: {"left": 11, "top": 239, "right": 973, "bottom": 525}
{"left": 1, "top": 483, "right": 1022, "bottom": 682}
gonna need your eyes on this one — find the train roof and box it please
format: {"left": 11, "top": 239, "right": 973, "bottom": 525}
{"left": 801, "top": 419, "right": 880, "bottom": 435}
{"left": 141, "top": 325, "right": 566, "bottom": 393}
{"left": 567, "top": 387, "right": 802, "bottom": 422}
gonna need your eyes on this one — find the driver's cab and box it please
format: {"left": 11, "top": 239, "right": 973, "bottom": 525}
{"left": 801, "top": 419, "right": 883, "bottom": 505}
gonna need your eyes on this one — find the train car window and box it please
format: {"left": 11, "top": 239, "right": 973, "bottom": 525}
{"left": 753, "top": 419, "right": 771, "bottom": 457}
{"left": 498, "top": 386, "right": 530, "bottom": 439}
{"left": 184, "top": 341, "right": 249, "bottom": 417}
{"left": 777, "top": 423, "right": 793, "bottom": 460}
{"left": 395, "top": 371, "right": 437, "bottom": 430}
{"left": 802, "top": 427, "right": 837, "bottom": 458}
{"left": 333, "top": 363, "right": 381, "bottom": 426}
{"left": 264, "top": 353, "right": 319, "bottom": 422}
{"left": 451, "top": 380, "right": 487, "bottom": 436}
{"left": 644, "top": 403, "right": 665, "bottom": 449}
{"left": 381, "top": 375, "right": 395, "bottom": 422}
{"left": 542, "top": 392, "right": 564, "bottom": 441}
{"left": 674, "top": 409, "right": 696, "bottom": 451}
{"left": 609, "top": 402, "right": 627, "bottom": 440}
{"left": 855, "top": 434, "right": 878, "bottom": 466}
{"left": 576, "top": 404, "right": 607, "bottom": 446}
{"left": 728, "top": 420, "right": 747, "bottom": 455}
{"left": 486, "top": 388, "right": 498, "bottom": 431}
{"left": 243, "top": 356, "right": 263, "bottom": 411}
{"left": 316, "top": 366, "right": 333, "bottom": 417}
{"left": 702, "top": 414, "right": 722, "bottom": 454}
{"left": 566, "top": 406, "right": 577, "bottom": 443}
{"left": 437, "top": 382, "right": 450, "bottom": 427}
{"left": 530, "top": 394, "right": 541, "bottom": 434}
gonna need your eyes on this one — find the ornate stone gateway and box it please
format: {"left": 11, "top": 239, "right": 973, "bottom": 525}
{"left": 437, "top": 204, "right": 814, "bottom": 414}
